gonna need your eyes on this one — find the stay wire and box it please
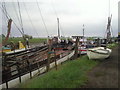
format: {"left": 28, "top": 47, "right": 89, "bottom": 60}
{"left": 36, "top": 0, "right": 49, "bottom": 37}
{"left": 2, "top": 2, "right": 9, "bottom": 20}
{"left": 0, "top": 4, "right": 24, "bottom": 35}
{"left": 51, "top": 0, "right": 65, "bottom": 37}
{"left": 50, "top": 0, "right": 58, "bottom": 18}
{"left": 23, "top": 2, "right": 40, "bottom": 38}
{"left": 12, "top": 1, "right": 21, "bottom": 28}
{"left": 17, "top": 0, "right": 24, "bottom": 34}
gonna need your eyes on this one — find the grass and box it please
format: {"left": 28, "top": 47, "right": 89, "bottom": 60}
{"left": 107, "top": 42, "right": 118, "bottom": 49}
{"left": 2, "top": 37, "right": 47, "bottom": 44}
{"left": 29, "top": 38, "right": 47, "bottom": 44}
{"left": 18, "top": 56, "right": 99, "bottom": 88}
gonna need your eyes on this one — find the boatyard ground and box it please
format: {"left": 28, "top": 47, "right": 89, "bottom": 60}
{"left": 17, "top": 43, "right": 119, "bottom": 88}
{"left": 83, "top": 44, "right": 119, "bottom": 88}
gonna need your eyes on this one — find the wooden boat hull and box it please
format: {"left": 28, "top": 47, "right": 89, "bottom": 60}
{"left": 4, "top": 48, "right": 26, "bottom": 54}
{"left": 87, "top": 47, "right": 112, "bottom": 60}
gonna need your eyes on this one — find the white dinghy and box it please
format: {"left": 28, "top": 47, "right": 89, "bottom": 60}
{"left": 87, "top": 47, "right": 112, "bottom": 60}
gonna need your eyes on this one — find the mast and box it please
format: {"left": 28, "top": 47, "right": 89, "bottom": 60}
{"left": 106, "top": 0, "right": 112, "bottom": 44}
{"left": 3, "top": 19, "right": 12, "bottom": 45}
{"left": 83, "top": 24, "right": 85, "bottom": 44}
{"left": 106, "top": 15, "right": 112, "bottom": 43}
{"left": 57, "top": 18, "right": 60, "bottom": 39}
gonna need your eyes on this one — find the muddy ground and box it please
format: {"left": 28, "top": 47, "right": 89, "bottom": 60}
{"left": 83, "top": 44, "right": 119, "bottom": 88}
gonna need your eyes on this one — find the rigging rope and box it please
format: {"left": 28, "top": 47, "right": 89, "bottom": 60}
{"left": 0, "top": 3, "right": 24, "bottom": 35}
{"left": 50, "top": 0, "right": 65, "bottom": 37}
{"left": 50, "top": 0, "right": 58, "bottom": 18}
{"left": 23, "top": 2, "right": 40, "bottom": 38}
{"left": 2, "top": 2, "right": 9, "bottom": 20}
{"left": 36, "top": 0, "right": 49, "bottom": 37}
{"left": 17, "top": 0, "right": 24, "bottom": 34}
{"left": 12, "top": 1, "right": 21, "bottom": 28}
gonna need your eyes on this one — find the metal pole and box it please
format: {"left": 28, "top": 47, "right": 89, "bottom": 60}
{"left": 57, "top": 18, "right": 60, "bottom": 39}
{"left": 83, "top": 24, "right": 84, "bottom": 44}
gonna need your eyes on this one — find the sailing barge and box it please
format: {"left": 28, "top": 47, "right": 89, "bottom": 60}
{"left": 1, "top": 35, "right": 75, "bottom": 87}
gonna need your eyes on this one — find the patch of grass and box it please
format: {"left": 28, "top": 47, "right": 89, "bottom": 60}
{"left": 29, "top": 38, "right": 47, "bottom": 44}
{"left": 3, "top": 37, "right": 47, "bottom": 44}
{"left": 19, "top": 56, "right": 99, "bottom": 88}
{"left": 107, "top": 43, "right": 118, "bottom": 49}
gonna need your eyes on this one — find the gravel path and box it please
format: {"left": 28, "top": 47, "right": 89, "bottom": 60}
{"left": 83, "top": 44, "right": 119, "bottom": 88}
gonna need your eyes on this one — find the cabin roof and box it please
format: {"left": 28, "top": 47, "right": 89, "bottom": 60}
{"left": 72, "top": 36, "right": 83, "bottom": 38}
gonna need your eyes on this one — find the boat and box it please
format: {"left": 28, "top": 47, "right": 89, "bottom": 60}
{"left": 78, "top": 25, "right": 88, "bottom": 55}
{"left": 87, "top": 47, "right": 112, "bottom": 59}
{"left": 78, "top": 44, "right": 87, "bottom": 55}
{"left": 2, "top": 41, "right": 28, "bottom": 55}
{"left": 87, "top": 13, "right": 112, "bottom": 59}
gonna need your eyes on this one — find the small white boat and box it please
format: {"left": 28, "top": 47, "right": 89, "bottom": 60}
{"left": 87, "top": 47, "right": 112, "bottom": 60}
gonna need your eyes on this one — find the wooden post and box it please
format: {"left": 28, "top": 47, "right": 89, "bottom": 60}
{"left": 6, "top": 81, "right": 8, "bottom": 89}
{"left": 46, "top": 45, "right": 50, "bottom": 72}
{"left": 54, "top": 49, "right": 57, "bottom": 70}
{"left": 97, "top": 38, "right": 100, "bottom": 47}
{"left": 74, "top": 37, "right": 79, "bottom": 59}
{"left": 4, "top": 66, "right": 9, "bottom": 89}
{"left": 26, "top": 59, "right": 32, "bottom": 79}
{"left": 46, "top": 39, "right": 52, "bottom": 72}
{"left": 37, "top": 60, "right": 40, "bottom": 74}
{"left": 29, "top": 64, "right": 32, "bottom": 79}
{"left": 16, "top": 62, "right": 21, "bottom": 83}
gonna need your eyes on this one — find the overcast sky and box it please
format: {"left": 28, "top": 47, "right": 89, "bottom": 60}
{"left": 1, "top": 0, "right": 119, "bottom": 38}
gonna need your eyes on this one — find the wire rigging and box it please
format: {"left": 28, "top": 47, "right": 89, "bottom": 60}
{"left": 23, "top": 2, "right": 40, "bottom": 38}
{"left": 17, "top": 0, "right": 24, "bottom": 34}
{"left": 2, "top": 2, "right": 9, "bottom": 20}
{"left": 0, "top": 2, "right": 24, "bottom": 35}
{"left": 36, "top": 0, "right": 49, "bottom": 37}
{"left": 12, "top": 0, "right": 21, "bottom": 28}
{"left": 50, "top": 0, "right": 65, "bottom": 37}
{"left": 50, "top": 0, "right": 58, "bottom": 18}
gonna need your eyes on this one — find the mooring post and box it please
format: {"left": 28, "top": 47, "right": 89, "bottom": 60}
{"left": 54, "top": 49, "right": 57, "bottom": 70}
{"left": 74, "top": 37, "right": 79, "bottom": 59}
{"left": 19, "top": 69, "right": 21, "bottom": 83}
{"left": 16, "top": 61, "right": 21, "bottom": 83}
{"left": 5, "top": 67, "right": 9, "bottom": 89}
{"left": 46, "top": 39, "right": 52, "bottom": 72}
{"left": 27, "top": 59, "right": 32, "bottom": 79}
{"left": 19, "top": 73, "right": 21, "bottom": 83}
{"left": 97, "top": 38, "right": 100, "bottom": 47}
{"left": 17, "top": 63, "right": 21, "bottom": 83}
{"left": 6, "top": 81, "right": 8, "bottom": 89}
{"left": 29, "top": 65, "right": 32, "bottom": 79}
